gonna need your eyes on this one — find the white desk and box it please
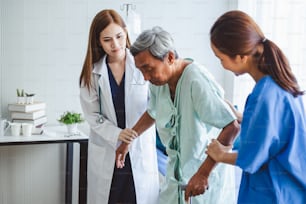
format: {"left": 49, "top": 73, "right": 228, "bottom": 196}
{"left": 0, "top": 126, "right": 89, "bottom": 204}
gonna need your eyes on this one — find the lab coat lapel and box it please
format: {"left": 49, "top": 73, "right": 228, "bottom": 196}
{"left": 93, "top": 57, "right": 117, "bottom": 124}
{"left": 124, "top": 50, "right": 140, "bottom": 128}
{"left": 125, "top": 58, "right": 133, "bottom": 127}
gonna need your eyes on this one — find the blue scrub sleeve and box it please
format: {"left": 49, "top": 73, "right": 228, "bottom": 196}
{"left": 236, "top": 95, "right": 282, "bottom": 173}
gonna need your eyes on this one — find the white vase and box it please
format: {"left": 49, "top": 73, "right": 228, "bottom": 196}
{"left": 66, "top": 124, "right": 78, "bottom": 134}
{"left": 17, "top": 96, "right": 26, "bottom": 104}
{"left": 26, "top": 96, "right": 34, "bottom": 104}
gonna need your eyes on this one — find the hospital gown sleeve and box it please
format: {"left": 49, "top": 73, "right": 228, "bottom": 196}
{"left": 147, "top": 84, "right": 157, "bottom": 120}
{"left": 191, "top": 75, "right": 236, "bottom": 129}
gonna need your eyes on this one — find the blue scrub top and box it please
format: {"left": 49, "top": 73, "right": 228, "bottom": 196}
{"left": 236, "top": 76, "right": 306, "bottom": 203}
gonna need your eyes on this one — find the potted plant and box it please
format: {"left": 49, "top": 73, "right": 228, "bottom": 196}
{"left": 16, "top": 88, "right": 25, "bottom": 104}
{"left": 58, "top": 111, "right": 84, "bottom": 134}
{"left": 25, "top": 92, "right": 35, "bottom": 104}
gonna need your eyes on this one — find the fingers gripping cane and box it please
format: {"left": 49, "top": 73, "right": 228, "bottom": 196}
{"left": 179, "top": 184, "right": 192, "bottom": 204}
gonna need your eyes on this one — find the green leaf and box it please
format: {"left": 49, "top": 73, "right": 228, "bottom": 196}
{"left": 58, "top": 111, "right": 84, "bottom": 125}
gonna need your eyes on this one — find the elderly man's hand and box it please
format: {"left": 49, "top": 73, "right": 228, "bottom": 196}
{"left": 115, "top": 143, "right": 130, "bottom": 168}
{"left": 184, "top": 171, "right": 209, "bottom": 202}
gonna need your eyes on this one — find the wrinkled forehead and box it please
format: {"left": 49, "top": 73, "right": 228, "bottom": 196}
{"left": 134, "top": 50, "right": 156, "bottom": 68}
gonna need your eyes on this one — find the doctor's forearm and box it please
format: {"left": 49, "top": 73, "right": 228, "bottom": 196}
{"left": 132, "top": 111, "right": 155, "bottom": 137}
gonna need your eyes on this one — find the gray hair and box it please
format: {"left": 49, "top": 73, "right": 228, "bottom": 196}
{"left": 130, "top": 26, "right": 178, "bottom": 60}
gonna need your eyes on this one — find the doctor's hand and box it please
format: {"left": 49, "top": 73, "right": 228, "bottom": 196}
{"left": 118, "top": 128, "right": 138, "bottom": 144}
{"left": 184, "top": 171, "right": 209, "bottom": 202}
{"left": 205, "top": 139, "right": 232, "bottom": 162}
{"left": 115, "top": 142, "right": 130, "bottom": 168}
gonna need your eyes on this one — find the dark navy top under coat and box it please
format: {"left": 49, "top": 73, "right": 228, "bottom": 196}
{"left": 107, "top": 64, "right": 126, "bottom": 129}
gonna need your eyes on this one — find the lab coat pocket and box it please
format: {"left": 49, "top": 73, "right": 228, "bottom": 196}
{"left": 88, "top": 142, "right": 107, "bottom": 176}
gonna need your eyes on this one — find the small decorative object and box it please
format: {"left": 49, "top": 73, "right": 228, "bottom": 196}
{"left": 17, "top": 89, "right": 26, "bottom": 104}
{"left": 58, "top": 111, "right": 84, "bottom": 134}
{"left": 25, "top": 93, "right": 35, "bottom": 104}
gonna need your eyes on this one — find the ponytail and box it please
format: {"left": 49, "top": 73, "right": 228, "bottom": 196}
{"left": 258, "top": 39, "right": 304, "bottom": 97}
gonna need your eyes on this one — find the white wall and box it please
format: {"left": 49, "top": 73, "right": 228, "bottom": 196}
{"left": 0, "top": 0, "right": 236, "bottom": 203}
{"left": 0, "top": 0, "right": 237, "bottom": 120}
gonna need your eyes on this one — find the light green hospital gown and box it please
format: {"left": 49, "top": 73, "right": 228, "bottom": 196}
{"left": 147, "top": 61, "right": 237, "bottom": 204}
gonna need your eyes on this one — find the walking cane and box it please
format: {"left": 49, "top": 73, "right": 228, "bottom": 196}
{"left": 179, "top": 184, "right": 192, "bottom": 204}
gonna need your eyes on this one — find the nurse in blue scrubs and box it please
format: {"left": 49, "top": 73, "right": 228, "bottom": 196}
{"left": 206, "top": 10, "right": 306, "bottom": 204}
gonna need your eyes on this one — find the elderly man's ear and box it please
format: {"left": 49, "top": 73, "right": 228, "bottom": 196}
{"left": 166, "top": 51, "right": 176, "bottom": 65}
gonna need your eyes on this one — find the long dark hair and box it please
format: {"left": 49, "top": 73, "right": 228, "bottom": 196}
{"left": 210, "top": 10, "right": 304, "bottom": 97}
{"left": 79, "top": 9, "right": 131, "bottom": 89}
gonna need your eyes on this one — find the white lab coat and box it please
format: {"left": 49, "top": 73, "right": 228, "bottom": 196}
{"left": 80, "top": 50, "right": 159, "bottom": 204}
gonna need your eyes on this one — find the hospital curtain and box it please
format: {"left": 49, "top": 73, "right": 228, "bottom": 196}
{"left": 233, "top": 0, "right": 306, "bottom": 111}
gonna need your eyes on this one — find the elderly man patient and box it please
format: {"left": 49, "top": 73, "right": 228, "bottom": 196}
{"left": 115, "top": 26, "right": 240, "bottom": 204}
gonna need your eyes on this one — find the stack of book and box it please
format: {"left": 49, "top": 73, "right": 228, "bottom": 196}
{"left": 8, "top": 102, "right": 47, "bottom": 134}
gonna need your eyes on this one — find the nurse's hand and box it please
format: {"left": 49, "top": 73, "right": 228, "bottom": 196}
{"left": 206, "top": 139, "right": 232, "bottom": 162}
{"left": 184, "top": 171, "right": 209, "bottom": 202}
{"left": 116, "top": 143, "right": 130, "bottom": 168}
{"left": 118, "top": 128, "right": 138, "bottom": 144}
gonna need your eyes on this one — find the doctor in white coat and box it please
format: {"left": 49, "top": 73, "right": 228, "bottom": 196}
{"left": 79, "top": 9, "right": 159, "bottom": 204}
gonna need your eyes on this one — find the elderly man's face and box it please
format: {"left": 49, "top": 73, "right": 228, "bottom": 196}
{"left": 134, "top": 50, "right": 172, "bottom": 86}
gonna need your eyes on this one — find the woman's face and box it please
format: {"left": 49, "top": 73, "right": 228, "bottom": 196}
{"left": 134, "top": 50, "right": 172, "bottom": 85}
{"left": 99, "top": 23, "right": 127, "bottom": 59}
{"left": 211, "top": 43, "right": 246, "bottom": 76}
